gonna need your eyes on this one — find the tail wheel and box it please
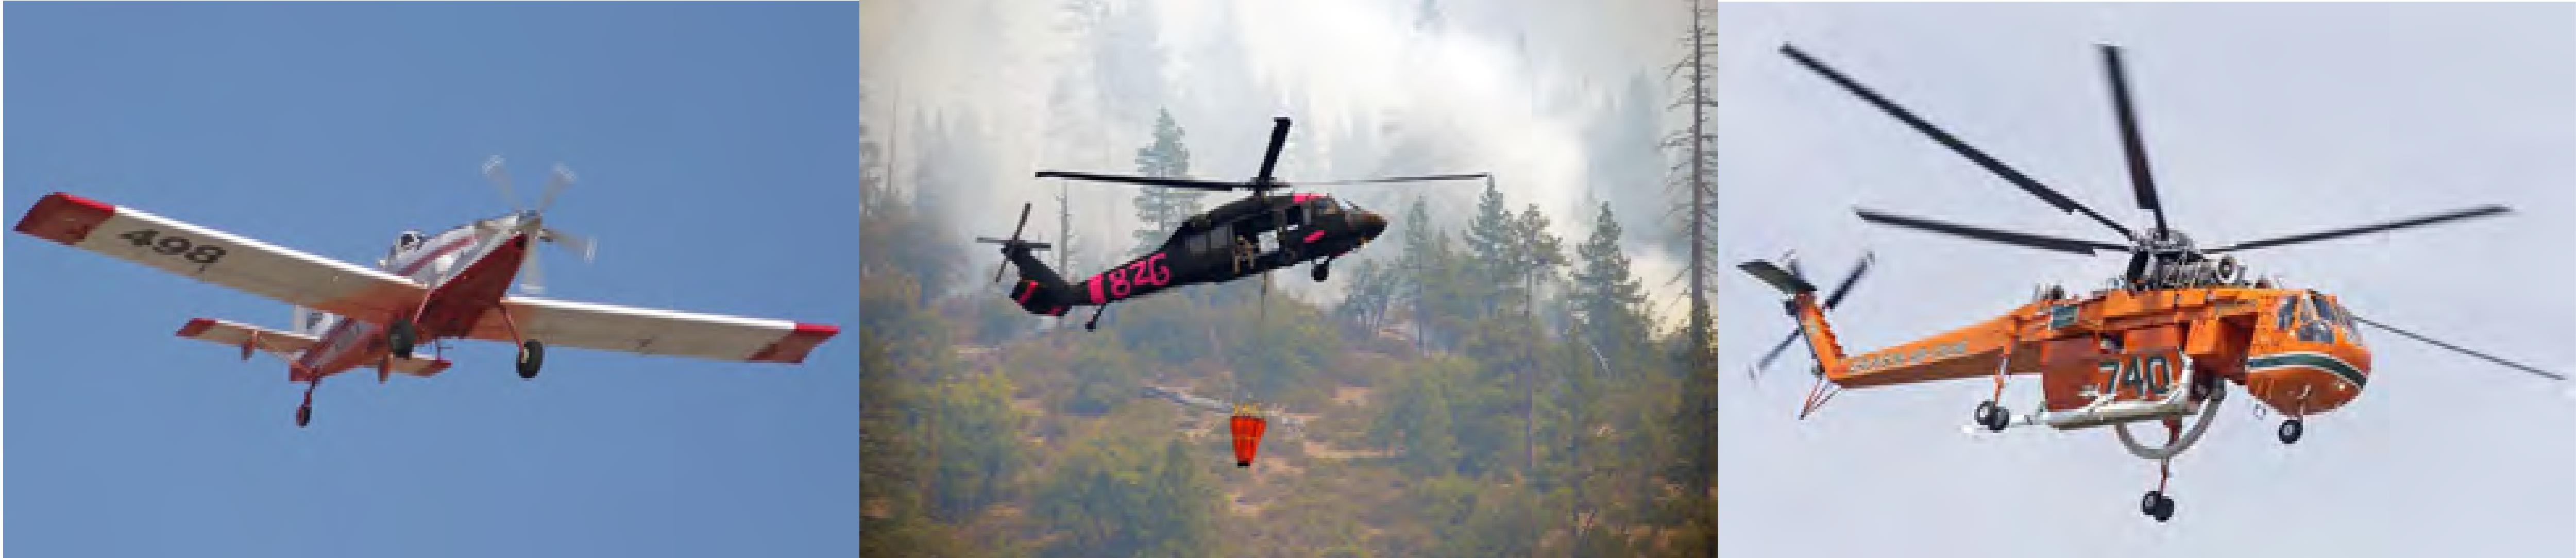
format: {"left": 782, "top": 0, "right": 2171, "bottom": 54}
{"left": 388, "top": 320, "right": 419, "bottom": 359}
{"left": 517, "top": 340, "right": 546, "bottom": 379}
{"left": 2277, "top": 418, "right": 2303, "bottom": 444}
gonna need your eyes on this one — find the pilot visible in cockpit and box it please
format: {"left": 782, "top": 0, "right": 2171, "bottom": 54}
{"left": 385, "top": 230, "right": 425, "bottom": 263}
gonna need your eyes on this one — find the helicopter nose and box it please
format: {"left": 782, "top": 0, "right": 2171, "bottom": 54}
{"left": 1357, "top": 212, "right": 1387, "bottom": 241}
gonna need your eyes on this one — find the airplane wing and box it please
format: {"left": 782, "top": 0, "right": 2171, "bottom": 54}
{"left": 16, "top": 193, "right": 428, "bottom": 322}
{"left": 463, "top": 296, "right": 838, "bottom": 364}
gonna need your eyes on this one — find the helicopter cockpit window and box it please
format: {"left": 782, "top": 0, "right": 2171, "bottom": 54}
{"left": 2294, "top": 294, "right": 2335, "bottom": 344}
{"left": 2322, "top": 294, "right": 2363, "bottom": 344}
{"left": 2275, "top": 297, "right": 2298, "bottom": 332}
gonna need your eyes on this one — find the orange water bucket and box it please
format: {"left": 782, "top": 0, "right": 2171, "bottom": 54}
{"left": 1229, "top": 411, "right": 1268, "bottom": 467}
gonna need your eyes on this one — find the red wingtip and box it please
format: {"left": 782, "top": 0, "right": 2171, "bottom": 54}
{"left": 176, "top": 318, "right": 217, "bottom": 338}
{"left": 749, "top": 323, "right": 840, "bottom": 363}
{"left": 16, "top": 192, "right": 118, "bottom": 245}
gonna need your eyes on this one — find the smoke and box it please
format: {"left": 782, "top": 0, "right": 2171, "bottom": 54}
{"left": 863, "top": 0, "right": 1691, "bottom": 312}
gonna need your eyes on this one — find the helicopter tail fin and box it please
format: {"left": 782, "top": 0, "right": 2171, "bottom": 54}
{"left": 1739, "top": 259, "right": 1852, "bottom": 380}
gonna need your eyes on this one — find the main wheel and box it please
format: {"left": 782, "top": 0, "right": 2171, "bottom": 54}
{"left": 1976, "top": 401, "right": 2008, "bottom": 432}
{"left": 2277, "top": 418, "right": 2303, "bottom": 444}
{"left": 296, "top": 405, "right": 313, "bottom": 427}
{"left": 2142, "top": 492, "right": 2175, "bottom": 522}
{"left": 1312, "top": 260, "right": 1331, "bottom": 282}
{"left": 388, "top": 320, "right": 418, "bottom": 359}
{"left": 517, "top": 340, "right": 545, "bottom": 379}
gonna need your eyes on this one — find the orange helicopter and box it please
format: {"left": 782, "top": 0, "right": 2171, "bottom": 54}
{"left": 1742, "top": 43, "right": 2564, "bottom": 522}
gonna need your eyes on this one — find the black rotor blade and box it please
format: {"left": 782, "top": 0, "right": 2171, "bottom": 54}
{"left": 1754, "top": 331, "right": 1803, "bottom": 374}
{"left": 2206, "top": 206, "right": 2510, "bottom": 253}
{"left": 2102, "top": 44, "right": 2168, "bottom": 235}
{"left": 2122, "top": 250, "right": 2148, "bottom": 285}
{"left": 1782, "top": 44, "right": 2136, "bottom": 241}
{"left": 2355, "top": 316, "right": 2564, "bottom": 381}
{"left": 1856, "top": 209, "right": 2131, "bottom": 255}
{"left": 1281, "top": 173, "right": 1492, "bottom": 187}
{"left": 1036, "top": 171, "right": 1244, "bottom": 191}
{"left": 1822, "top": 253, "right": 1875, "bottom": 309}
{"left": 1253, "top": 117, "right": 1292, "bottom": 186}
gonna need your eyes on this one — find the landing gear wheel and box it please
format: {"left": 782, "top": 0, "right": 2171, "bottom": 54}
{"left": 2141, "top": 492, "right": 2174, "bottom": 521}
{"left": 1975, "top": 400, "right": 2008, "bottom": 432}
{"left": 388, "top": 320, "right": 418, "bottom": 359}
{"left": 2277, "top": 418, "right": 2303, "bottom": 444}
{"left": 1312, "top": 260, "right": 1331, "bottom": 282}
{"left": 296, "top": 405, "right": 313, "bottom": 427}
{"left": 516, "top": 340, "right": 545, "bottom": 379}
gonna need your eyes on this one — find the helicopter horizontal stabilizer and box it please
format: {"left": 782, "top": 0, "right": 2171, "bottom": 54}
{"left": 1739, "top": 260, "right": 1818, "bottom": 295}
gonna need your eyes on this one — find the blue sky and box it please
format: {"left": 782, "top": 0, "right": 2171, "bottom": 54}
{"left": 6, "top": 3, "right": 860, "bottom": 556}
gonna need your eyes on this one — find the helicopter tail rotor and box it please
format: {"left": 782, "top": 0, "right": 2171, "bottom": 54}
{"left": 975, "top": 202, "right": 1054, "bottom": 283}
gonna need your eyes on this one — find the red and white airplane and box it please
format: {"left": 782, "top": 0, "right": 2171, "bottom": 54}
{"left": 12, "top": 159, "right": 840, "bottom": 427}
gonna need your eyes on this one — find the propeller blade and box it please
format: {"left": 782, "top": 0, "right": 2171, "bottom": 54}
{"left": 2354, "top": 316, "right": 2563, "bottom": 381}
{"left": 1035, "top": 171, "right": 1244, "bottom": 191}
{"left": 536, "top": 164, "right": 577, "bottom": 213}
{"left": 483, "top": 156, "right": 521, "bottom": 212}
{"left": 522, "top": 245, "right": 546, "bottom": 295}
{"left": 541, "top": 228, "right": 596, "bottom": 262}
{"left": 1281, "top": 173, "right": 1491, "bottom": 187}
{"left": 2101, "top": 44, "right": 2168, "bottom": 235}
{"left": 2206, "top": 206, "right": 2510, "bottom": 253}
{"left": 1782, "top": 44, "right": 2136, "bottom": 241}
{"left": 1822, "top": 252, "right": 1875, "bottom": 309}
{"left": 1253, "top": 117, "right": 1292, "bottom": 186}
{"left": 1856, "top": 209, "right": 2131, "bottom": 255}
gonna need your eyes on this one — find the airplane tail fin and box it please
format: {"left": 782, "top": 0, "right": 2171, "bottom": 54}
{"left": 977, "top": 202, "right": 1077, "bottom": 316}
{"left": 1739, "top": 258, "right": 1852, "bottom": 381}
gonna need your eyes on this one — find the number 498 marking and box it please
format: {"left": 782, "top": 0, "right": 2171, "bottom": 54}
{"left": 118, "top": 229, "right": 226, "bottom": 264}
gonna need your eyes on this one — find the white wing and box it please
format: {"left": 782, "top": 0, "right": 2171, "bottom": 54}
{"left": 16, "top": 193, "right": 427, "bottom": 321}
{"left": 466, "top": 296, "right": 838, "bottom": 364}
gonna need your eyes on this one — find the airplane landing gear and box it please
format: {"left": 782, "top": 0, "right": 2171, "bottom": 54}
{"left": 1974, "top": 400, "right": 2009, "bottom": 432}
{"left": 2140, "top": 491, "right": 2174, "bottom": 522}
{"left": 388, "top": 320, "right": 419, "bottom": 359}
{"left": 517, "top": 340, "right": 546, "bottom": 379}
{"left": 2277, "top": 418, "right": 2303, "bottom": 444}
{"left": 296, "top": 379, "right": 319, "bottom": 428}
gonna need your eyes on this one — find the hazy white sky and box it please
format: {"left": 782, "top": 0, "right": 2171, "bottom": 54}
{"left": 861, "top": 0, "right": 1691, "bottom": 305}
{"left": 1718, "top": 3, "right": 2576, "bottom": 556}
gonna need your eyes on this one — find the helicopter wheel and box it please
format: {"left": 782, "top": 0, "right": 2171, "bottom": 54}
{"left": 2141, "top": 492, "right": 2174, "bottom": 522}
{"left": 2277, "top": 418, "right": 2303, "bottom": 444}
{"left": 1312, "top": 260, "right": 1331, "bottom": 282}
{"left": 1974, "top": 400, "right": 2008, "bottom": 432}
{"left": 516, "top": 340, "right": 545, "bottom": 379}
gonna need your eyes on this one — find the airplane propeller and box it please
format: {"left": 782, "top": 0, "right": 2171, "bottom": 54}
{"left": 484, "top": 157, "right": 596, "bottom": 295}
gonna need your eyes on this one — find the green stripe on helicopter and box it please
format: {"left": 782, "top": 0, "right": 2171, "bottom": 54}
{"left": 2247, "top": 352, "right": 2367, "bottom": 388}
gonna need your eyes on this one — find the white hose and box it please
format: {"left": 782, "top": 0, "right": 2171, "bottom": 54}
{"left": 2114, "top": 382, "right": 2224, "bottom": 461}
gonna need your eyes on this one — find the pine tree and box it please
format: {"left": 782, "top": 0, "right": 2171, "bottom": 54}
{"left": 1132, "top": 109, "right": 1205, "bottom": 253}
{"left": 1571, "top": 201, "right": 1649, "bottom": 359}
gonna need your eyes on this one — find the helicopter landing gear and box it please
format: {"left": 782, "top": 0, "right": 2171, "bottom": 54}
{"left": 1084, "top": 304, "right": 1108, "bottom": 331}
{"left": 2140, "top": 491, "right": 2175, "bottom": 522}
{"left": 1313, "top": 258, "right": 1331, "bottom": 282}
{"left": 1974, "top": 400, "right": 2009, "bottom": 432}
{"left": 2140, "top": 459, "right": 2176, "bottom": 522}
{"left": 2277, "top": 418, "right": 2303, "bottom": 444}
{"left": 517, "top": 340, "right": 546, "bottom": 379}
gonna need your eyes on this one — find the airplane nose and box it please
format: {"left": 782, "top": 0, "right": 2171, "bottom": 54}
{"left": 1358, "top": 212, "right": 1387, "bottom": 240}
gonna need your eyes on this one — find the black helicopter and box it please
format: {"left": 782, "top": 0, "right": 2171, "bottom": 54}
{"left": 980, "top": 116, "right": 1486, "bottom": 330}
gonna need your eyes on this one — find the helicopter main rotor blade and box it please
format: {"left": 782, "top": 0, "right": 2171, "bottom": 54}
{"left": 1035, "top": 171, "right": 1244, "bottom": 191}
{"left": 2354, "top": 316, "right": 2563, "bottom": 381}
{"left": 1856, "top": 209, "right": 2130, "bottom": 255}
{"left": 2102, "top": 44, "right": 2169, "bottom": 235}
{"left": 1253, "top": 117, "right": 1292, "bottom": 187}
{"left": 1281, "top": 173, "right": 1492, "bottom": 187}
{"left": 1783, "top": 44, "right": 2137, "bottom": 241}
{"left": 2205, "top": 206, "right": 2510, "bottom": 253}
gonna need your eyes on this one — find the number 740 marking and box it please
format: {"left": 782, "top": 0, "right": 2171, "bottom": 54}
{"left": 118, "top": 229, "right": 227, "bottom": 265}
